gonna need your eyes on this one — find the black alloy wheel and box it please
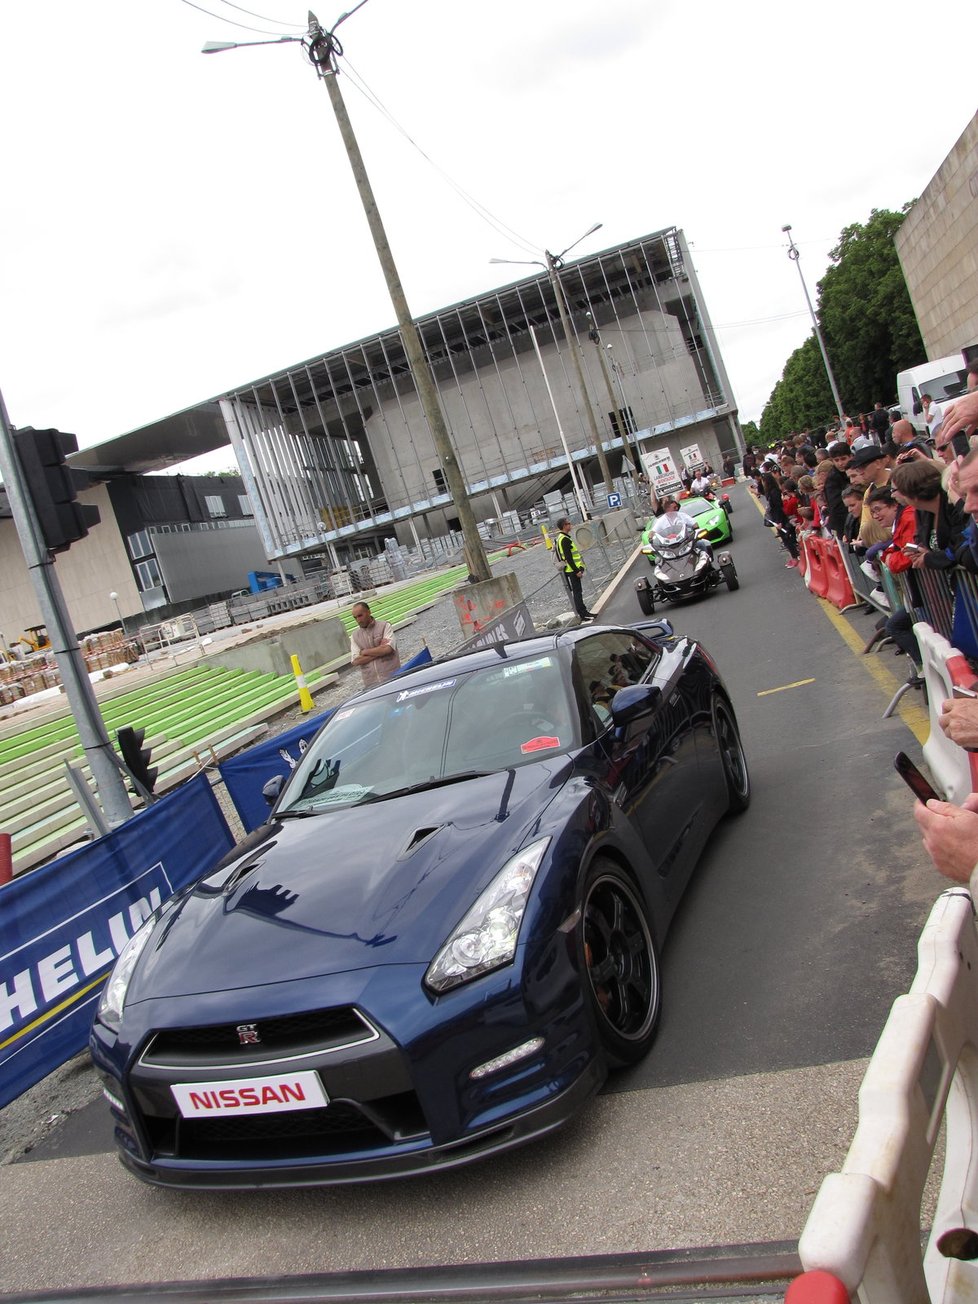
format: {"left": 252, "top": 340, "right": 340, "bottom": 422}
{"left": 581, "top": 861, "right": 661, "bottom": 1066}
{"left": 713, "top": 695, "right": 750, "bottom": 812}
{"left": 721, "top": 562, "right": 739, "bottom": 592}
{"left": 636, "top": 581, "right": 656, "bottom": 616}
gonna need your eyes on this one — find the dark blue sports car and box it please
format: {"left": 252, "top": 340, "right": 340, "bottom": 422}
{"left": 90, "top": 623, "right": 749, "bottom": 1188}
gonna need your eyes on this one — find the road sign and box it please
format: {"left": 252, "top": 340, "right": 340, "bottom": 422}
{"left": 607, "top": 492, "right": 622, "bottom": 509}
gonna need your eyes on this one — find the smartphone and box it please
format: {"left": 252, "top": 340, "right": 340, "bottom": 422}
{"left": 894, "top": 751, "right": 940, "bottom": 803}
{"left": 953, "top": 684, "right": 978, "bottom": 699}
{"left": 903, "top": 543, "right": 922, "bottom": 552}
{"left": 952, "top": 431, "right": 971, "bottom": 458}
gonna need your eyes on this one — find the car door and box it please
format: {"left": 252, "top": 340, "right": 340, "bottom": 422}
{"left": 574, "top": 631, "right": 699, "bottom": 892}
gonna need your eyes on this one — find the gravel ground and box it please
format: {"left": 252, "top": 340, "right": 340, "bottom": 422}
{"left": 0, "top": 530, "right": 640, "bottom": 1165}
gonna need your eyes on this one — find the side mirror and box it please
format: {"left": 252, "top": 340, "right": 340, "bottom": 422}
{"left": 610, "top": 683, "right": 661, "bottom": 728}
{"left": 262, "top": 773, "right": 286, "bottom": 806}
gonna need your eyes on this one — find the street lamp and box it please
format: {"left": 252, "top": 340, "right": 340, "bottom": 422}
{"left": 491, "top": 226, "right": 615, "bottom": 494}
{"left": 782, "top": 225, "right": 845, "bottom": 422}
{"left": 109, "top": 591, "right": 123, "bottom": 629}
{"left": 203, "top": 9, "right": 492, "bottom": 584}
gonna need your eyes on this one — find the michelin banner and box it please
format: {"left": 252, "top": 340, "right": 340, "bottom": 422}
{"left": 219, "top": 646, "right": 434, "bottom": 833}
{"left": 0, "top": 774, "right": 234, "bottom": 1110}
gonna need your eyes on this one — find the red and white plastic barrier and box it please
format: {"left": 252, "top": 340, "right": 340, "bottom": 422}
{"left": 789, "top": 889, "right": 978, "bottom": 1302}
{"left": 806, "top": 536, "right": 830, "bottom": 600}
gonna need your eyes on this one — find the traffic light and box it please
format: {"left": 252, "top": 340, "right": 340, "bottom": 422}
{"left": 117, "top": 726, "right": 158, "bottom": 797}
{"left": 12, "top": 427, "right": 100, "bottom": 554}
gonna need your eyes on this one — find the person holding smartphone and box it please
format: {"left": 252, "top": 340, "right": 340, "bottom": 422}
{"left": 914, "top": 791, "right": 978, "bottom": 884}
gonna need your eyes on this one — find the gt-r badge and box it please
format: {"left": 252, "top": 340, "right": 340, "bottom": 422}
{"left": 236, "top": 1023, "right": 261, "bottom": 1046}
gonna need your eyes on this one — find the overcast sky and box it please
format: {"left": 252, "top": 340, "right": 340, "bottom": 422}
{"left": 0, "top": 0, "right": 973, "bottom": 474}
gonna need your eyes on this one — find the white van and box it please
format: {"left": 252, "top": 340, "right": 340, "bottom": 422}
{"left": 896, "top": 353, "right": 967, "bottom": 434}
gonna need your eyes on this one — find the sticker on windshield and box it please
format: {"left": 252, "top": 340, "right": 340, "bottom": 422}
{"left": 520, "top": 736, "right": 561, "bottom": 753}
{"left": 314, "top": 784, "right": 373, "bottom": 805}
{"left": 396, "top": 678, "right": 456, "bottom": 702}
{"left": 502, "top": 657, "right": 554, "bottom": 678}
{"left": 334, "top": 708, "right": 356, "bottom": 721}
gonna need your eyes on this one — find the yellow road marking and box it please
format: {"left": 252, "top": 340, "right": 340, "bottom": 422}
{"left": 757, "top": 678, "right": 816, "bottom": 697}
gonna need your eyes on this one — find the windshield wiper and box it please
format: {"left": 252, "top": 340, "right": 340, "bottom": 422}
{"left": 360, "top": 770, "right": 492, "bottom": 804}
{"left": 275, "top": 808, "right": 321, "bottom": 819}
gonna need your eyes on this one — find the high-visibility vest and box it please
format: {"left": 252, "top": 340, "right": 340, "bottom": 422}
{"left": 557, "top": 530, "right": 583, "bottom": 574}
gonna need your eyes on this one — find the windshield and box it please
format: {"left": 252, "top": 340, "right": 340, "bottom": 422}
{"left": 277, "top": 654, "right": 578, "bottom": 813}
{"left": 683, "top": 498, "right": 715, "bottom": 517}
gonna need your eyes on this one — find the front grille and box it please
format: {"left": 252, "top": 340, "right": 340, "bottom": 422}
{"left": 141, "top": 1006, "right": 376, "bottom": 1069}
{"left": 144, "top": 1092, "right": 429, "bottom": 1162}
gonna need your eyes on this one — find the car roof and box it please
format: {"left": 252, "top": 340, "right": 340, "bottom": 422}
{"left": 352, "top": 624, "right": 662, "bottom": 705}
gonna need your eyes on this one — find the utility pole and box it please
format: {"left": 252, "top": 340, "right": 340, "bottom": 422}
{"left": 545, "top": 253, "right": 614, "bottom": 494}
{"left": 304, "top": 16, "right": 491, "bottom": 582}
{"left": 0, "top": 387, "right": 133, "bottom": 827}
{"left": 586, "top": 312, "right": 639, "bottom": 476}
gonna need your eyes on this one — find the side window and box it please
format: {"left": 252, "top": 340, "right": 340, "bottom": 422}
{"left": 576, "top": 633, "right": 655, "bottom": 728}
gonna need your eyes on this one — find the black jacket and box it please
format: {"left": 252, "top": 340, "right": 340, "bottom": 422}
{"left": 824, "top": 466, "right": 850, "bottom": 537}
{"left": 914, "top": 493, "right": 968, "bottom": 568}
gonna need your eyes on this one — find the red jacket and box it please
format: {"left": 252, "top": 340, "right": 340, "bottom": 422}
{"left": 881, "top": 506, "right": 918, "bottom": 574}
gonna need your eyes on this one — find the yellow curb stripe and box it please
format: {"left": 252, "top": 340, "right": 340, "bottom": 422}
{"left": 816, "top": 597, "right": 929, "bottom": 744}
{"left": 757, "top": 678, "right": 816, "bottom": 697}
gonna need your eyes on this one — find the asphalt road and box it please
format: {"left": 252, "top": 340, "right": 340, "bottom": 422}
{"left": 0, "top": 485, "right": 945, "bottom": 1296}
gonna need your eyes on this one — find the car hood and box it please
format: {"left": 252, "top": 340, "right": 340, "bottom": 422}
{"left": 128, "top": 759, "right": 570, "bottom": 1002}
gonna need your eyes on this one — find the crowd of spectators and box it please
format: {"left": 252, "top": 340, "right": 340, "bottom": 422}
{"left": 746, "top": 374, "right": 978, "bottom": 892}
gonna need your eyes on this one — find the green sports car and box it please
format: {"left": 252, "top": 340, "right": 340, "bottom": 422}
{"left": 642, "top": 495, "right": 733, "bottom": 550}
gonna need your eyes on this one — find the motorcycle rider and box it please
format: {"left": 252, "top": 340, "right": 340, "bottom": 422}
{"left": 653, "top": 499, "right": 714, "bottom": 558}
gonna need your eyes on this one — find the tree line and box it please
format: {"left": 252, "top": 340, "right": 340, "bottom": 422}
{"left": 755, "top": 206, "right": 925, "bottom": 444}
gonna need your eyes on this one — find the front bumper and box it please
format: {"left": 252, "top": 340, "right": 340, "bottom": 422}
{"left": 111, "top": 1059, "right": 602, "bottom": 1189}
{"left": 91, "top": 952, "right": 602, "bottom": 1188}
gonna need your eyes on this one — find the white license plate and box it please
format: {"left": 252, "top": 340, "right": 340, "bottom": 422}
{"left": 171, "top": 1070, "right": 329, "bottom": 1118}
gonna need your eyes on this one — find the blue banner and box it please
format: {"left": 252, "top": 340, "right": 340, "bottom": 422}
{"left": 218, "top": 646, "right": 433, "bottom": 833}
{"left": 0, "top": 774, "right": 234, "bottom": 1110}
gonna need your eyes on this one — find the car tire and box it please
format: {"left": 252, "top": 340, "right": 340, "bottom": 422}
{"left": 721, "top": 562, "right": 739, "bottom": 591}
{"left": 713, "top": 695, "right": 750, "bottom": 813}
{"left": 581, "top": 860, "right": 661, "bottom": 1067}
{"left": 636, "top": 582, "right": 656, "bottom": 616}
{"left": 725, "top": 523, "right": 734, "bottom": 542}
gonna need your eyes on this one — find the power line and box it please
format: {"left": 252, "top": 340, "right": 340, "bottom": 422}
{"left": 214, "top": 0, "right": 305, "bottom": 26}
{"left": 177, "top": 0, "right": 303, "bottom": 36}
{"left": 340, "top": 58, "right": 541, "bottom": 259}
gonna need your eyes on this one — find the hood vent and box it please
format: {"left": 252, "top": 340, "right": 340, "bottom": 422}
{"left": 399, "top": 825, "right": 444, "bottom": 858}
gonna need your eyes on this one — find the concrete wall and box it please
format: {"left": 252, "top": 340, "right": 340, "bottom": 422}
{"left": 363, "top": 306, "right": 711, "bottom": 512}
{"left": 896, "top": 112, "right": 978, "bottom": 358}
{"left": 0, "top": 483, "right": 142, "bottom": 639}
{"left": 203, "top": 616, "right": 349, "bottom": 677}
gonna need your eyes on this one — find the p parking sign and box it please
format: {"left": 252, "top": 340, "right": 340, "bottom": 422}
{"left": 607, "top": 492, "right": 622, "bottom": 509}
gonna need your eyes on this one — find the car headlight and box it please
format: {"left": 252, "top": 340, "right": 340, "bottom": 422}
{"left": 424, "top": 838, "right": 550, "bottom": 993}
{"left": 96, "top": 914, "right": 157, "bottom": 1031}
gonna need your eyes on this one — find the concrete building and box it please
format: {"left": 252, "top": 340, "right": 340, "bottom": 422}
{"left": 896, "top": 111, "right": 978, "bottom": 359}
{"left": 214, "top": 227, "right": 742, "bottom": 567}
{"left": 1, "top": 225, "right": 739, "bottom": 639}
{"left": 0, "top": 472, "right": 266, "bottom": 641}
